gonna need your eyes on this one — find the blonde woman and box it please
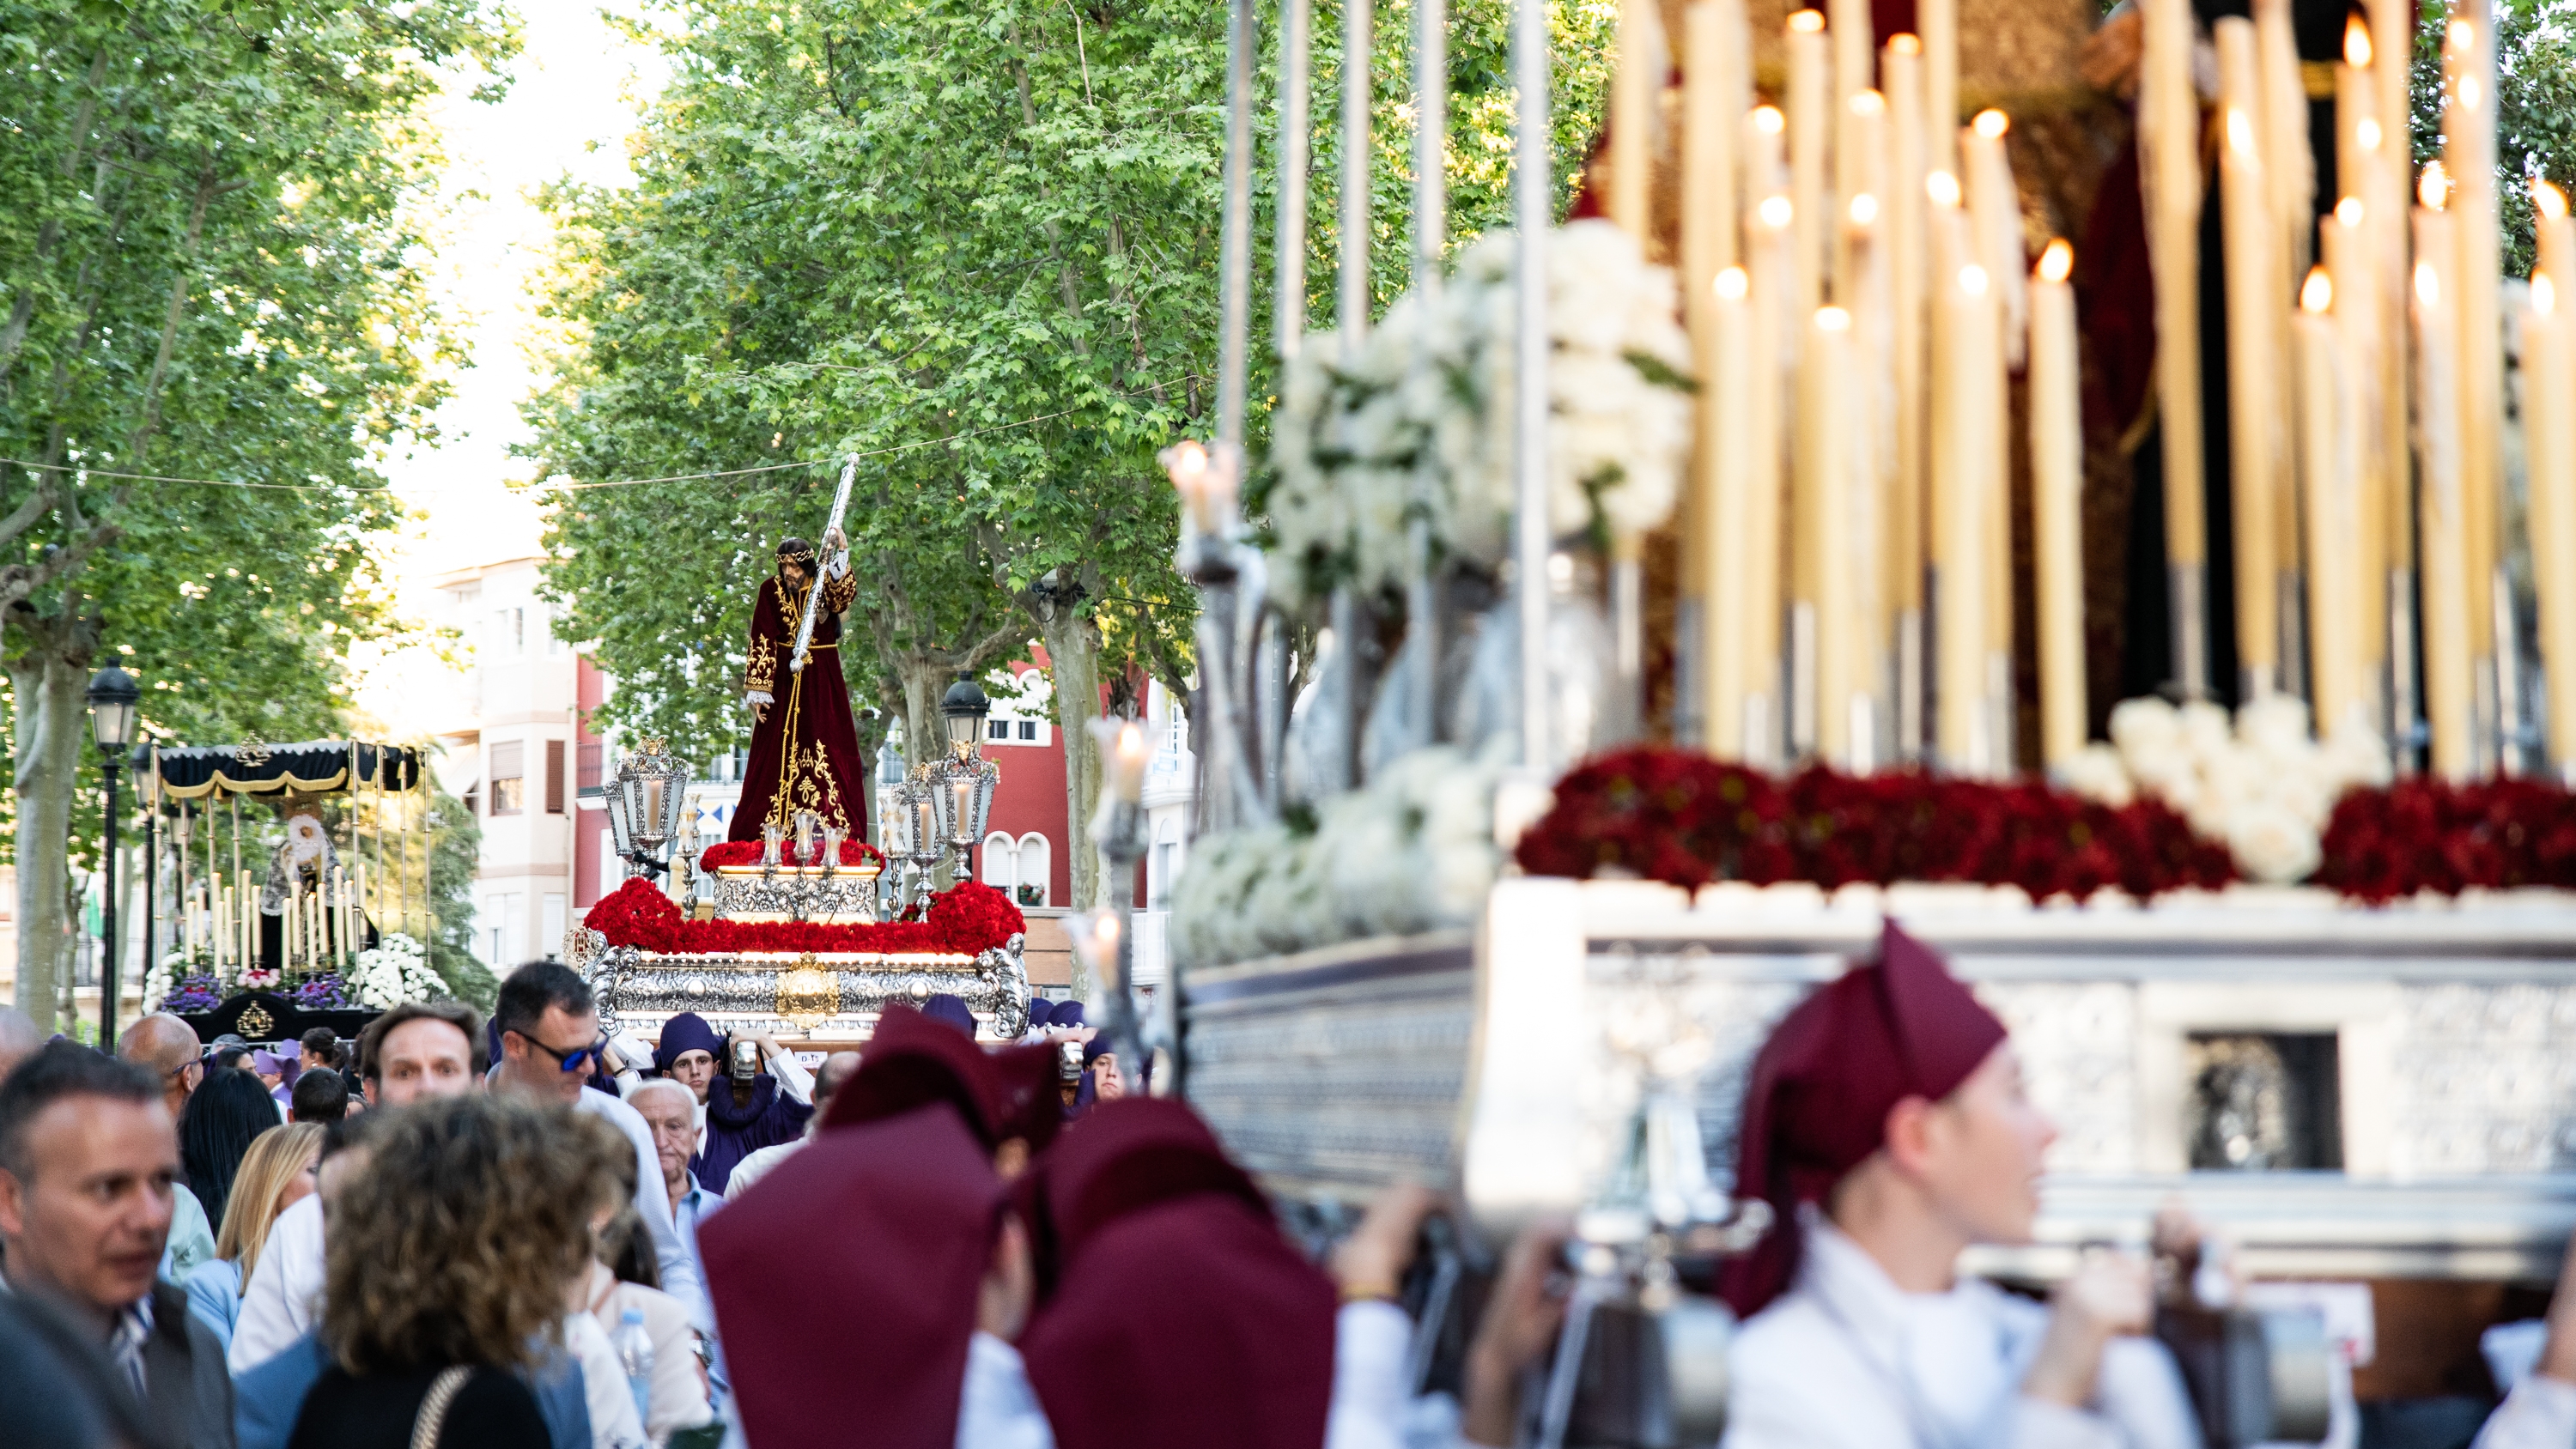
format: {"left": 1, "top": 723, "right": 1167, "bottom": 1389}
{"left": 186, "top": 1119, "right": 323, "bottom": 1353}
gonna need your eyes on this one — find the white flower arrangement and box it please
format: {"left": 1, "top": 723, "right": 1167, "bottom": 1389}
{"left": 2058, "top": 696, "right": 2393, "bottom": 884}
{"left": 1169, "top": 743, "right": 1515, "bottom": 968}
{"left": 349, "top": 933, "right": 447, "bottom": 1009}
{"left": 1265, "top": 220, "right": 1694, "bottom": 605}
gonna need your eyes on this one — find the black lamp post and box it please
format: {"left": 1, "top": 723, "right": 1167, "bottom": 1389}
{"left": 86, "top": 665, "right": 139, "bottom": 1045}
{"left": 131, "top": 741, "right": 155, "bottom": 1005}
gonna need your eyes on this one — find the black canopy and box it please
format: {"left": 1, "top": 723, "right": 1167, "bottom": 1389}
{"left": 155, "top": 741, "right": 422, "bottom": 801}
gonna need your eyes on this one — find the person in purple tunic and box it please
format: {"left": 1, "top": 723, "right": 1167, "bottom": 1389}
{"left": 652, "top": 1011, "right": 812, "bottom": 1195}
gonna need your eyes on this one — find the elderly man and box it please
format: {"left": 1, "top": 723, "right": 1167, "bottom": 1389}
{"left": 653, "top": 1010, "right": 813, "bottom": 1194}
{"left": 493, "top": 961, "right": 702, "bottom": 1320}
{"left": 0, "top": 1040, "right": 233, "bottom": 1448}
{"left": 228, "top": 1000, "right": 485, "bottom": 1375}
{"left": 628, "top": 1079, "right": 722, "bottom": 1293}
{"left": 1718, "top": 925, "right": 2196, "bottom": 1448}
{"left": 117, "top": 1014, "right": 217, "bottom": 1282}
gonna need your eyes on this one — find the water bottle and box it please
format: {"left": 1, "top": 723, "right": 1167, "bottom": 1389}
{"left": 612, "top": 1306, "right": 653, "bottom": 1431}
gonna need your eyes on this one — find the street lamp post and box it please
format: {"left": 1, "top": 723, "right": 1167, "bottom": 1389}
{"left": 85, "top": 666, "right": 139, "bottom": 1045}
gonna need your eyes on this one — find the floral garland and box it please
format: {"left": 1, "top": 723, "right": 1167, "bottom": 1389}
{"left": 1170, "top": 744, "right": 1513, "bottom": 968}
{"left": 2314, "top": 778, "right": 2576, "bottom": 901}
{"left": 1262, "top": 220, "right": 1693, "bottom": 605}
{"left": 585, "top": 876, "right": 1024, "bottom": 956}
{"left": 696, "top": 839, "right": 886, "bottom": 870}
{"left": 1514, "top": 748, "right": 2237, "bottom": 901}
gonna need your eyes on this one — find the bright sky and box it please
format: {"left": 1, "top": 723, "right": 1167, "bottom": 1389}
{"left": 349, "top": 0, "right": 669, "bottom": 737}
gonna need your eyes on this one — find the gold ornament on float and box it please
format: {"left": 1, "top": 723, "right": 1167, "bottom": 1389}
{"left": 773, "top": 954, "right": 838, "bottom": 1032}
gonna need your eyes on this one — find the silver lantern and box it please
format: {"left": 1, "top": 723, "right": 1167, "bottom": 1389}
{"left": 607, "top": 739, "right": 694, "bottom": 879}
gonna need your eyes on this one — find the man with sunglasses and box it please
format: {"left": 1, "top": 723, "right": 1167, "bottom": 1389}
{"left": 491, "top": 961, "right": 703, "bottom": 1325}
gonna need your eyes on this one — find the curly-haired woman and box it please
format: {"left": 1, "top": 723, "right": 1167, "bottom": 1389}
{"left": 286, "top": 1094, "right": 631, "bottom": 1449}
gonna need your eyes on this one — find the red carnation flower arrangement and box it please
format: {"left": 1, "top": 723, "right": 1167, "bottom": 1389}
{"left": 583, "top": 876, "right": 1024, "bottom": 956}
{"left": 1519, "top": 746, "right": 2576, "bottom": 904}
{"left": 696, "top": 839, "right": 886, "bottom": 870}
{"left": 1515, "top": 747, "right": 2234, "bottom": 902}
{"left": 2312, "top": 776, "right": 2576, "bottom": 902}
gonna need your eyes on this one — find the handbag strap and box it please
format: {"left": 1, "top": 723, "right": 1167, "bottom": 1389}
{"left": 409, "top": 1366, "right": 475, "bottom": 1449}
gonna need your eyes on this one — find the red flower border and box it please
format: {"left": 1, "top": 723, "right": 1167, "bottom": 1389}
{"left": 1514, "top": 748, "right": 2234, "bottom": 901}
{"left": 696, "top": 839, "right": 886, "bottom": 870}
{"left": 1517, "top": 748, "right": 2576, "bottom": 904}
{"left": 2312, "top": 777, "right": 2576, "bottom": 901}
{"left": 584, "top": 876, "right": 1024, "bottom": 956}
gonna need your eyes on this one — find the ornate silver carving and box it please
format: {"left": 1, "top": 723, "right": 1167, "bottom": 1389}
{"left": 583, "top": 936, "right": 1029, "bottom": 1041}
{"left": 710, "top": 867, "right": 882, "bottom": 924}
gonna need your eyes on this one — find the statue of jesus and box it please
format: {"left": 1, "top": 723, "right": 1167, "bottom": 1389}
{"left": 731, "top": 528, "right": 869, "bottom": 842}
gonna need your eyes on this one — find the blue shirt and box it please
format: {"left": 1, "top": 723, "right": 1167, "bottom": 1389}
{"left": 232, "top": 1328, "right": 593, "bottom": 1449}
{"left": 185, "top": 1257, "right": 242, "bottom": 1352}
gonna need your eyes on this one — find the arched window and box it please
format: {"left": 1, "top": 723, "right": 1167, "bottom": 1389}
{"left": 981, "top": 833, "right": 1018, "bottom": 892}
{"left": 1013, "top": 834, "right": 1051, "bottom": 907}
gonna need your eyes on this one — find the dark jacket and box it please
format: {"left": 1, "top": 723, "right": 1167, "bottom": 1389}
{"left": 694, "top": 1072, "right": 813, "bottom": 1194}
{"left": 144, "top": 1277, "right": 237, "bottom": 1449}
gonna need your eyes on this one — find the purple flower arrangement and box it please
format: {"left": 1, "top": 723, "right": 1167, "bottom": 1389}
{"left": 286, "top": 973, "right": 354, "bottom": 1010}
{"left": 160, "top": 973, "right": 227, "bottom": 1015}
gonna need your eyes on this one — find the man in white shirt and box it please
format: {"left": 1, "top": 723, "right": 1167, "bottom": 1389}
{"left": 490, "top": 962, "right": 703, "bottom": 1321}
{"left": 1718, "top": 923, "right": 2199, "bottom": 1449}
{"left": 228, "top": 1000, "right": 483, "bottom": 1373}
{"left": 720, "top": 1050, "right": 860, "bottom": 1200}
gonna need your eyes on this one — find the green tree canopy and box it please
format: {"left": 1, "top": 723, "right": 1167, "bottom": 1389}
{"left": 0, "top": 0, "right": 515, "bottom": 1025}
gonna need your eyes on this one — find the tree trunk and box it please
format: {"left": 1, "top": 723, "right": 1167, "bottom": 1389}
{"left": 11, "top": 647, "right": 86, "bottom": 1030}
{"left": 1036, "top": 595, "right": 1107, "bottom": 908}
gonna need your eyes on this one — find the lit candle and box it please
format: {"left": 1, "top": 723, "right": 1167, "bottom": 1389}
{"left": 2362, "top": 4, "right": 2413, "bottom": 715}
{"left": 1680, "top": 0, "right": 1742, "bottom": 728}
{"left": 2140, "top": 0, "right": 2209, "bottom": 695}
{"left": 1159, "top": 439, "right": 1240, "bottom": 538}
{"left": 2335, "top": 26, "right": 2390, "bottom": 685}
{"left": 2217, "top": 20, "right": 2281, "bottom": 699}
{"left": 2445, "top": 3, "right": 2505, "bottom": 685}
{"left": 1884, "top": 38, "right": 1930, "bottom": 753}
{"left": 1836, "top": 93, "right": 1886, "bottom": 300}
{"left": 1806, "top": 306, "right": 1861, "bottom": 766}
{"left": 2031, "top": 240, "right": 2084, "bottom": 773}
{"left": 1828, "top": 0, "right": 1870, "bottom": 118}
{"left": 2524, "top": 271, "right": 2576, "bottom": 780}
{"left": 913, "top": 797, "right": 937, "bottom": 857}
{"left": 2538, "top": 182, "right": 2575, "bottom": 318}
{"left": 1742, "top": 190, "right": 1794, "bottom": 765}
{"left": 1960, "top": 110, "right": 2026, "bottom": 365}
{"left": 951, "top": 778, "right": 974, "bottom": 845}
{"left": 2414, "top": 224, "right": 2475, "bottom": 781}
{"left": 2254, "top": 0, "right": 2314, "bottom": 276}
{"left": 1704, "top": 265, "right": 1757, "bottom": 760}
{"left": 1096, "top": 717, "right": 1151, "bottom": 803}
{"left": 1918, "top": 0, "right": 1956, "bottom": 175}
{"left": 1609, "top": 0, "right": 1660, "bottom": 238}
{"left": 1743, "top": 104, "right": 1786, "bottom": 213}
{"left": 2298, "top": 269, "right": 2363, "bottom": 738}
{"left": 1787, "top": 9, "right": 1830, "bottom": 315}
{"left": 1935, "top": 261, "right": 1999, "bottom": 774}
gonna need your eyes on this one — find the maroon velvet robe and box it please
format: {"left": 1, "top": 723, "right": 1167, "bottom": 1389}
{"left": 731, "top": 561, "right": 869, "bottom": 841}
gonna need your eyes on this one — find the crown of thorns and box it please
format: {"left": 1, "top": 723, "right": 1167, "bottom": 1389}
{"left": 775, "top": 542, "right": 816, "bottom": 565}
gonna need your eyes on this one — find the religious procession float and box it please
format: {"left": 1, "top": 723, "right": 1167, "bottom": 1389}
{"left": 139, "top": 738, "right": 449, "bottom": 1042}
{"left": 564, "top": 521, "right": 1036, "bottom": 1046}
{"left": 1092, "top": 0, "right": 2576, "bottom": 1434}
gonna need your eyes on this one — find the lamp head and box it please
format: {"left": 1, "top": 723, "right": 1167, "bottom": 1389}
{"left": 86, "top": 665, "right": 140, "bottom": 756}
{"left": 940, "top": 676, "right": 992, "bottom": 759}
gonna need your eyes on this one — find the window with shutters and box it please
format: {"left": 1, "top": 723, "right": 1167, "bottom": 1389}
{"left": 544, "top": 739, "right": 566, "bottom": 814}
{"left": 490, "top": 740, "right": 526, "bottom": 815}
